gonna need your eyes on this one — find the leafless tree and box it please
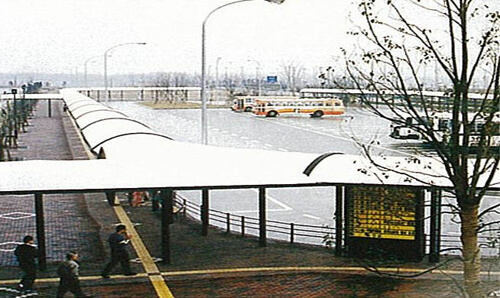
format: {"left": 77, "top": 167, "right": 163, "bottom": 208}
{"left": 341, "top": 1, "right": 499, "bottom": 297}
{"left": 280, "top": 60, "right": 306, "bottom": 95}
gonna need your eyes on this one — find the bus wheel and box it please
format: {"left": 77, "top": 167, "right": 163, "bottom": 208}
{"left": 245, "top": 107, "right": 252, "bottom": 112}
{"left": 267, "top": 111, "right": 278, "bottom": 117}
{"left": 312, "top": 110, "right": 324, "bottom": 118}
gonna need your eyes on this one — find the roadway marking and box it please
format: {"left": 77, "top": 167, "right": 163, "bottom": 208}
{"left": 0, "top": 241, "right": 21, "bottom": 252}
{"left": 232, "top": 191, "right": 292, "bottom": 214}
{"left": 0, "top": 266, "right": 498, "bottom": 286}
{"left": 303, "top": 214, "right": 321, "bottom": 220}
{"left": 157, "top": 266, "right": 500, "bottom": 277}
{"left": 0, "top": 212, "right": 35, "bottom": 220}
{"left": 72, "top": 103, "right": 172, "bottom": 297}
{"left": 113, "top": 204, "right": 174, "bottom": 298}
{"left": 251, "top": 114, "right": 416, "bottom": 157}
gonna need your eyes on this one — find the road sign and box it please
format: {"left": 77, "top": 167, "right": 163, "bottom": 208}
{"left": 266, "top": 76, "right": 278, "bottom": 83}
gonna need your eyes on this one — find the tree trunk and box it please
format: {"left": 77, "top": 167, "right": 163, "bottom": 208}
{"left": 460, "top": 203, "right": 484, "bottom": 298}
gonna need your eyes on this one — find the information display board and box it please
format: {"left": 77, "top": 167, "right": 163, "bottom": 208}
{"left": 345, "top": 185, "right": 424, "bottom": 261}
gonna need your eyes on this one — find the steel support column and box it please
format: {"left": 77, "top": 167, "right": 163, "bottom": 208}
{"left": 259, "top": 187, "right": 266, "bottom": 247}
{"left": 201, "top": 189, "right": 209, "bottom": 236}
{"left": 48, "top": 99, "right": 52, "bottom": 118}
{"left": 335, "top": 185, "right": 343, "bottom": 256}
{"left": 161, "top": 189, "right": 173, "bottom": 264}
{"left": 35, "top": 193, "right": 46, "bottom": 271}
{"left": 105, "top": 192, "right": 116, "bottom": 206}
{"left": 429, "top": 189, "right": 442, "bottom": 263}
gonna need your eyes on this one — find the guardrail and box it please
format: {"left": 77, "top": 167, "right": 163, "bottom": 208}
{"left": 179, "top": 198, "right": 335, "bottom": 246}
{"left": 175, "top": 197, "right": 500, "bottom": 257}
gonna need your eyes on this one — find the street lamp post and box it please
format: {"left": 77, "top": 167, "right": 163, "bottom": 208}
{"left": 201, "top": 0, "right": 285, "bottom": 145}
{"left": 215, "top": 57, "right": 222, "bottom": 103}
{"left": 248, "top": 59, "right": 261, "bottom": 96}
{"left": 11, "top": 88, "right": 18, "bottom": 140}
{"left": 104, "top": 42, "right": 146, "bottom": 103}
{"left": 84, "top": 55, "right": 101, "bottom": 89}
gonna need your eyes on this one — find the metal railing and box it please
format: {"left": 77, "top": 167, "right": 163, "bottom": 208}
{"left": 176, "top": 197, "right": 500, "bottom": 257}
{"left": 181, "top": 198, "right": 335, "bottom": 246}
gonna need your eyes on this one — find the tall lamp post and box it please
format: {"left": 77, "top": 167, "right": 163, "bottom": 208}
{"left": 201, "top": 0, "right": 285, "bottom": 145}
{"left": 104, "top": 42, "right": 146, "bottom": 103}
{"left": 84, "top": 55, "right": 101, "bottom": 89}
{"left": 215, "top": 57, "right": 222, "bottom": 103}
{"left": 248, "top": 59, "right": 261, "bottom": 96}
{"left": 11, "top": 88, "right": 18, "bottom": 140}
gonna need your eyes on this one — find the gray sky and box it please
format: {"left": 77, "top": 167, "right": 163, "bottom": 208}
{"left": 0, "top": 0, "right": 354, "bottom": 76}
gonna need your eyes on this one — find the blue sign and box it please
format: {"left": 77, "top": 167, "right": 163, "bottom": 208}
{"left": 266, "top": 76, "right": 278, "bottom": 83}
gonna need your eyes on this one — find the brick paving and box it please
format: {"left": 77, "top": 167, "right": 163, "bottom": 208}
{"left": 0, "top": 98, "right": 498, "bottom": 297}
{"left": 0, "top": 101, "right": 104, "bottom": 270}
{"left": 166, "top": 273, "right": 462, "bottom": 297}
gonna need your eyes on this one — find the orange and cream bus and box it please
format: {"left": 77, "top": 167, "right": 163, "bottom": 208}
{"left": 252, "top": 97, "right": 345, "bottom": 118}
{"left": 231, "top": 96, "right": 298, "bottom": 112}
{"left": 231, "top": 96, "right": 256, "bottom": 112}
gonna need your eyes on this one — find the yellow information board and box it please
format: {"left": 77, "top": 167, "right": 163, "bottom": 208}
{"left": 347, "top": 186, "right": 418, "bottom": 240}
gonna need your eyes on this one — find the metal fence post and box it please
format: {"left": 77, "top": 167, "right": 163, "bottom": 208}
{"left": 241, "top": 216, "right": 245, "bottom": 236}
{"left": 259, "top": 187, "right": 267, "bottom": 247}
{"left": 183, "top": 199, "right": 187, "bottom": 217}
{"left": 201, "top": 189, "right": 209, "bottom": 236}
{"left": 290, "top": 223, "right": 294, "bottom": 244}
{"left": 226, "top": 213, "right": 231, "bottom": 233}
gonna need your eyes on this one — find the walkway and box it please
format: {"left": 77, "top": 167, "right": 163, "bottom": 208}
{"left": 0, "top": 100, "right": 103, "bottom": 268}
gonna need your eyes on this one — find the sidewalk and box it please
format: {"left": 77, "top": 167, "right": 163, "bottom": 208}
{"left": 0, "top": 99, "right": 498, "bottom": 297}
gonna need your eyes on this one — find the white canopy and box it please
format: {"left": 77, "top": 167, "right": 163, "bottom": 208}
{"left": 0, "top": 89, "right": 497, "bottom": 195}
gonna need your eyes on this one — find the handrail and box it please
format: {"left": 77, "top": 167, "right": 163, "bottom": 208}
{"left": 179, "top": 199, "right": 335, "bottom": 246}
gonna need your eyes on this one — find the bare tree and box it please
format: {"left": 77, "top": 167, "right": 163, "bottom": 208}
{"left": 280, "top": 60, "right": 305, "bottom": 95}
{"left": 341, "top": 1, "right": 499, "bottom": 297}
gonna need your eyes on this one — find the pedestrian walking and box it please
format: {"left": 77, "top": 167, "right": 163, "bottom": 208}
{"left": 56, "top": 251, "right": 91, "bottom": 298}
{"left": 14, "top": 235, "right": 38, "bottom": 293}
{"left": 130, "top": 191, "right": 143, "bottom": 207}
{"left": 149, "top": 189, "right": 161, "bottom": 212}
{"left": 101, "top": 224, "right": 136, "bottom": 278}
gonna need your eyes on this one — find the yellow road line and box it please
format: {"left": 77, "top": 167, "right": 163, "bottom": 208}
{"left": 0, "top": 266, "right": 498, "bottom": 286}
{"left": 158, "top": 266, "right": 500, "bottom": 277}
{"left": 65, "top": 114, "right": 173, "bottom": 297}
{"left": 113, "top": 204, "right": 174, "bottom": 298}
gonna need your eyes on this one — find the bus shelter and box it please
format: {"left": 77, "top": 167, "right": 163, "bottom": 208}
{"left": 0, "top": 89, "right": 497, "bottom": 269}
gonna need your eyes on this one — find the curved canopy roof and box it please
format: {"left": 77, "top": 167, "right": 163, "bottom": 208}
{"left": 0, "top": 89, "right": 497, "bottom": 195}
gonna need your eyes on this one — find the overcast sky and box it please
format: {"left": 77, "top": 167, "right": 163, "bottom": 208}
{"left": 0, "top": 0, "right": 356, "bottom": 77}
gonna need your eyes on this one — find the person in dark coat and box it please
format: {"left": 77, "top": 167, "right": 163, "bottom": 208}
{"left": 101, "top": 224, "right": 136, "bottom": 278}
{"left": 14, "top": 235, "right": 38, "bottom": 292}
{"left": 56, "top": 251, "right": 91, "bottom": 297}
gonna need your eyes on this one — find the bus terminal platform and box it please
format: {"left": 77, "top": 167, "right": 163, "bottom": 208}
{"left": 0, "top": 99, "right": 498, "bottom": 297}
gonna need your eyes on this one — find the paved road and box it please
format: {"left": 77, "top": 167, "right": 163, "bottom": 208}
{"left": 109, "top": 103, "right": 420, "bottom": 156}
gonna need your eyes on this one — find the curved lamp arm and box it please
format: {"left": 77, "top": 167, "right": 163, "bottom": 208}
{"left": 104, "top": 42, "right": 146, "bottom": 103}
{"left": 201, "top": 0, "right": 285, "bottom": 144}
